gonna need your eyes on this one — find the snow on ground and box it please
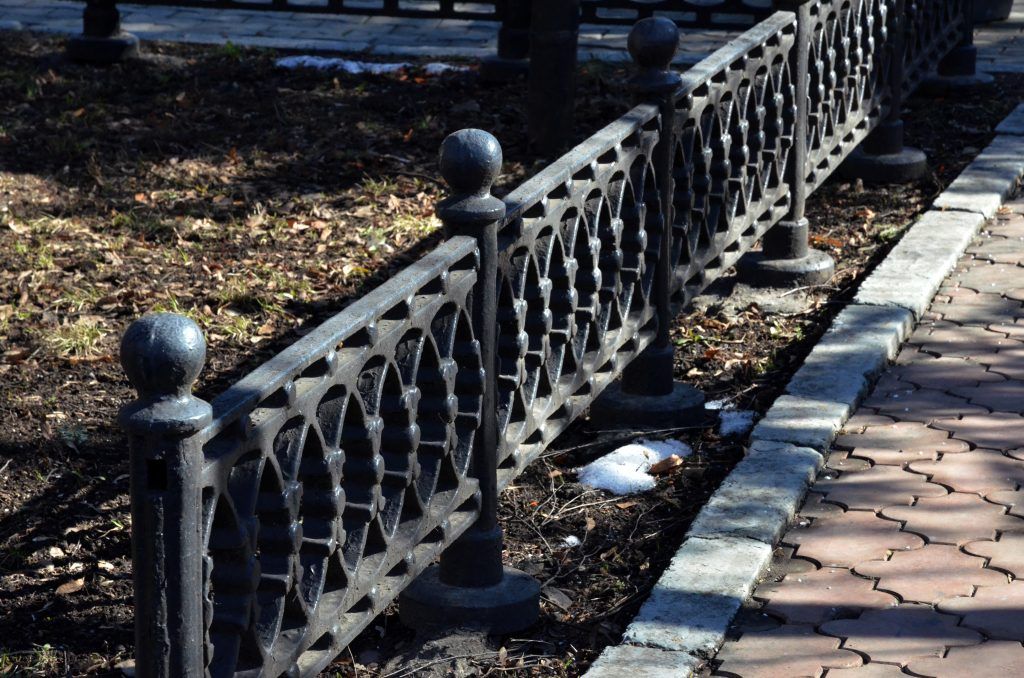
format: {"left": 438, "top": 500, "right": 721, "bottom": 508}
{"left": 275, "top": 56, "right": 469, "bottom": 75}
{"left": 577, "top": 439, "right": 693, "bottom": 495}
{"left": 706, "top": 399, "right": 755, "bottom": 438}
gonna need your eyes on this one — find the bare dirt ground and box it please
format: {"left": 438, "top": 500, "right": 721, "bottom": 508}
{"left": 0, "top": 30, "right": 1019, "bottom": 677}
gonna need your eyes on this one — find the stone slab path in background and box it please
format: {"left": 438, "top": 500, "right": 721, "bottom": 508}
{"left": 0, "top": 0, "right": 736, "bottom": 63}
{"left": 3, "top": 0, "right": 1024, "bottom": 70}
{"left": 712, "top": 199, "right": 1024, "bottom": 676}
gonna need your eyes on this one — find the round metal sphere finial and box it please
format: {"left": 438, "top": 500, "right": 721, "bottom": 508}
{"left": 439, "top": 129, "right": 503, "bottom": 197}
{"left": 121, "top": 313, "right": 207, "bottom": 398}
{"left": 628, "top": 16, "right": 680, "bottom": 72}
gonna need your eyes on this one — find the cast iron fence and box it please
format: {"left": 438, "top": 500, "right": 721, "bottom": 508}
{"left": 117, "top": 0, "right": 978, "bottom": 675}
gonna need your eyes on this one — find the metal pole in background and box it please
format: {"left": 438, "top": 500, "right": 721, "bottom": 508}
{"left": 481, "top": 0, "right": 532, "bottom": 82}
{"left": 528, "top": 0, "right": 581, "bottom": 156}
{"left": 66, "top": 0, "right": 140, "bottom": 64}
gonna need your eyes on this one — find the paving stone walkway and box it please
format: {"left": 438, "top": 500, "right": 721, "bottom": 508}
{"left": 712, "top": 198, "right": 1024, "bottom": 676}
{"left": 0, "top": 0, "right": 736, "bottom": 64}
{"left": 2, "top": 0, "right": 1023, "bottom": 70}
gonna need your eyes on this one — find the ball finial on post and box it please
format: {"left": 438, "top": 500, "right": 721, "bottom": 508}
{"left": 628, "top": 17, "right": 682, "bottom": 94}
{"left": 439, "top": 129, "right": 503, "bottom": 198}
{"left": 437, "top": 129, "right": 506, "bottom": 232}
{"left": 121, "top": 313, "right": 207, "bottom": 399}
{"left": 119, "top": 313, "right": 212, "bottom": 436}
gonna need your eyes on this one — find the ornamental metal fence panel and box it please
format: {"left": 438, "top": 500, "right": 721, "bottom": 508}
{"left": 116, "top": 0, "right": 979, "bottom": 674}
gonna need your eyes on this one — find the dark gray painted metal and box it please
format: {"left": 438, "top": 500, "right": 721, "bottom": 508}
{"left": 120, "top": 313, "right": 210, "bottom": 678}
{"left": 737, "top": 0, "right": 835, "bottom": 286}
{"left": 528, "top": 0, "right": 581, "bottom": 155}
{"left": 67, "top": 0, "right": 139, "bottom": 63}
{"left": 400, "top": 129, "right": 540, "bottom": 633}
{"left": 480, "top": 0, "right": 532, "bottom": 82}
{"left": 621, "top": 17, "right": 681, "bottom": 397}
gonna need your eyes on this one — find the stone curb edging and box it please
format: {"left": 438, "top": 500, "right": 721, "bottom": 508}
{"left": 583, "top": 102, "right": 1024, "bottom": 677}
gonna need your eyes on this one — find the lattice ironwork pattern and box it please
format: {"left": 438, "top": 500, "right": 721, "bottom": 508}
{"left": 667, "top": 12, "right": 797, "bottom": 304}
{"left": 494, "top": 105, "right": 663, "bottom": 476}
{"left": 580, "top": 0, "right": 773, "bottom": 28}
{"left": 903, "top": 0, "right": 968, "bottom": 89}
{"left": 192, "top": 239, "right": 483, "bottom": 676}
{"left": 803, "top": 0, "right": 892, "bottom": 192}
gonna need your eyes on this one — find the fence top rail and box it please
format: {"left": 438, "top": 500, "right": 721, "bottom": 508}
{"left": 673, "top": 9, "right": 797, "bottom": 98}
{"left": 203, "top": 235, "right": 478, "bottom": 438}
{"left": 501, "top": 103, "right": 660, "bottom": 226}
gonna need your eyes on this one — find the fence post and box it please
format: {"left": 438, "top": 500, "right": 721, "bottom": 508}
{"left": 737, "top": 1, "right": 835, "bottom": 287}
{"left": 528, "top": 0, "right": 581, "bottom": 155}
{"left": 399, "top": 129, "right": 540, "bottom": 633}
{"left": 842, "top": 0, "right": 928, "bottom": 183}
{"left": 923, "top": 0, "right": 995, "bottom": 92}
{"left": 119, "top": 313, "right": 210, "bottom": 678}
{"left": 66, "top": 0, "right": 140, "bottom": 64}
{"left": 481, "top": 0, "right": 532, "bottom": 82}
{"left": 591, "top": 18, "right": 707, "bottom": 428}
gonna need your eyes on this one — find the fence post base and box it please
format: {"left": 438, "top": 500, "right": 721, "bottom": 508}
{"left": 841, "top": 120, "right": 928, "bottom": 184}
{"left": 589, "top": 344, "right": 708, "bottom": 430}
{"left": 737, "top": 218, "right": 835, "bottom": 288}
{"left": 67, "top": 1, "right": 138, "bottom": 64}
{"left": 399, "top": 526, "right": 540, "bottom": 634}
{"left": 920, "top": 44, "right": 994, "bottom": 94}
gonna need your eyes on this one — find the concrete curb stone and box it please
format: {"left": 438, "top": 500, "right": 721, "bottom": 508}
{"left": 621, "top": 536, "right": 773, "bottom": 657}
{"left": 932, "top": 134, "right": 1024, "bottom": 217}
{"left": 584, "top": 645, "right": 702, "bottom": 677}
{"left": 854, "top": 210, "right": 987, "bottom": 318}
{"left": 686, "top": 441, "right": 823, "bottom": 545}
{"left": 995, "top": 102, "right": 1024, "bottom": 135}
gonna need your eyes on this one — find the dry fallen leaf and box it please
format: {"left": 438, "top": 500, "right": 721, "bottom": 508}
{"left": 649, "top": 454, "right": 684, "bottom": 474}
{"left": 56, "top": 577, "right": 85, "bottom": 595}
{"left": 615, "top": 501, "right": 637, "bottom": 510}
{"left": 585, "top": 516, "right": 596, "bottom": 532}
{"left": 541, "top": 586, "right": 573, "bottom": 611}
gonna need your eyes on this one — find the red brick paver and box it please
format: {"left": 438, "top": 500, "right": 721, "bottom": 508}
{"left": 712, "top": 202, "right": 1024, "bottom": 676}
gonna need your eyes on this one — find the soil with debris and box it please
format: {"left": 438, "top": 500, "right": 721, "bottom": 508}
{"left": 0, "top": 29, "right": 1020, "bottom": 678}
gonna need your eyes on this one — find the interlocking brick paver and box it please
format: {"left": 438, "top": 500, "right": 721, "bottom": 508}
{"left": 819, "top": 604, "right": 982, "bottom": 665}
{"left": 932, "top": 412, "right": 1024, "bottom": 450}
{"left": 785, "top": 509, "right": 924, "bottom": 568}
{"left": 906, "top": 641, "right": 1024, "bottom": 678}
{"left": 826, "top": 452, "right": 871, "bottom": 473}
{"left": 964, "top": 534, "right": 1024, "bottom": 577}
{"left": 840, "top": 413, "right": 899, "bottom": 432}
{"left": 715, "top": 624, "right": 862, "bottom": 677}
{"left": 853, "top": 544, "right": 1005, "bottom": 603}
{"left": 888, "top": 354, "right": 1006, "bottom": 389}
{"left": 814, "top": 465, "right": 946, "bottom": 510}
{"left": 951, "top": 262, "right": 1024, "bottom": 293}
{"left": 937, "top": 581, "right": 1024, "bottom": 640}
{"left": 833, "top": 421, "right": 969, "bottom": 466}
{"left": 881, "top": 493, "right": 1024, "bottom": 545}
{"left": 795, "top": 493, "right": 845, "bottom": 520}
{"left": 967, "top": 235, "right": 1024, "bottom": 264}
{"left": 984, "top": 487, "right": 1024, "bottom": 518}
{"left": 756, "top": 567, "right": 897, "bottom": 624}
{"left": 981, "top": 346, "right": 1024, "bottom": 379}
{"left": 931, "top": 294, "right": 1024, "bottom": 326}
{"left": 949, "top": 379, "right": 1024, "bottom": 412}
{"left": 909, "top": 451, "right": 1024, "bottom": 494}
{"left": 864, "top": 385, "right": 987, "bottom": 423}
{"left": 913, "top": 322, "right": 1018, "bottom": 358}
{"left": 826, "top": 664, "right": 916, "bottom": 677}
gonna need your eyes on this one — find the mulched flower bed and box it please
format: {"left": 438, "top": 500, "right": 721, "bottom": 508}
{"left": 0, "top": 29, "right": 1019, "bottom": 677}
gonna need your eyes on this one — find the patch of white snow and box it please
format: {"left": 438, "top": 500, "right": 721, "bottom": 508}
{"left": 275, "top": 56, "right": 469, "bottom": 75}
{"left": 577, "top": 439, "right": 692, "bottom": 495}
{"left": 719, "top": 409, "right": 755, "bottom": 437}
